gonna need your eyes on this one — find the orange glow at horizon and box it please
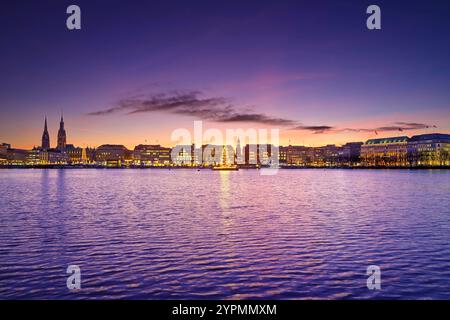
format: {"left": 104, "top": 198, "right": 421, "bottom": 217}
{"left": 4, "top": 119, "right": 450, "bottom": 151}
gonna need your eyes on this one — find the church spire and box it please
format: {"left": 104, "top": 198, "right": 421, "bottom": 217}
{"left": 41, "top": 116, "right": 50, "bottom": 150}
{"left": 236, "top": 137, "right": 242, "bottom": 164}
{"left": 57, "top": 112, "right": 67, "bottom": 151}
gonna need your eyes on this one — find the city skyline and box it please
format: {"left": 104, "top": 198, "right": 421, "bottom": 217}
{"left": 1, "top": 1, "right": 450, "bottom": 149}
{"left": 2, "top": 1, "right": 450, "bottom": 303}
{"left": 2, "top": 112, "right": 449, "bottom": 168}
{"left": 4, "top": 110, "right": 450, "bottom": 150}
{"left": 5, "top": 113, "right": 449, "bottom": 150}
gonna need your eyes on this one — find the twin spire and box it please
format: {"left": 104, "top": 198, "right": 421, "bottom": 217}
{"left": 41, "top": 113, "right": 67, "bottom": 151}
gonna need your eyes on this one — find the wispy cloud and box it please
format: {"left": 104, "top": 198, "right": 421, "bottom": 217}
{"left": 291, "top": 125, "right": 335, "bottom": 134}
{"left": 291, "top": 122, "right": 437, "bottom": 134}
{"left": 341, "top": 122, "right": 436, "bottom": 133}
{"left": 88, "top": 91, "right": 297, "bottom": 126}
{"left": 88, "top": 91, "right": 437, "bottom": 135}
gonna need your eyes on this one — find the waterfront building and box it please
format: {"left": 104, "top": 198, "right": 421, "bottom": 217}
{"left": 192, "top": 144, "right": 203, "bottom": 166}
{"left": 285, "top": 143, "right": 362, "bottom": 167}
{"left": 407, "top": 133, "right": 450, "bottom": 166}
{"left": 41, "top": 117, "right": 50, "bottom": 150}
{"left": 64, "top": 145, "right": 95, "bottom": 164}
{"left": 66, "top": 144, "right": 83, "bottom": 163}
{"left": 47, "top": 149, "right": 69, "bottom": 164}
{"left": 35, "top": 148, "right": 69, "bottom": 165}
{"left": 95, "top": 144, "right": 131, "bottom": 166}
{"left": 244, "top": 144, "right": 273, "bottom": 166}
{"left": 0, "top": 143, "right": 9, "bottom": 155}
{"left": 0, "top": 143, "right": 10, "bottom": 164}
{"left": 311, "top": 144, "right": 341, "bottom": 166}
{"left": 361, "top": 136, "right": 409, "bottom": 167}
{"left": 340, "top": 142, "right": 363, "bottom": 166}
{"left": 56, "top": 115, "right": 67, "bottom": 151}
{"left": 286, "top": 146, "right": 312, "bottom": 166}
{"left": 5, "top": 148, "right": 29, "bottom": 165}
{"left": 171, "top": 145, "right": 193, "bottom": 166}
{"left": 133, "top": 144, "right": 171, "bottom": 166}
{"left": 27, "top": 148, "right": 43, "bottom": 165}
{"left": 278, "top": 146, "right": 288, "bottom": 164}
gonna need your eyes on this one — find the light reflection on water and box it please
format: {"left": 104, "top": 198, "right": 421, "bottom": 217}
{"left": 0, "top": 169, "right": 450, "bottom": 299}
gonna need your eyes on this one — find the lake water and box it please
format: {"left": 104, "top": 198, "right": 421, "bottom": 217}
{"left": 1, "top": 169, "right": 450, "bottom": 299}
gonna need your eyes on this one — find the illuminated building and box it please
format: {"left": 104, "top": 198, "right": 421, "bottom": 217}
{"left": 285, "top": 143, "right": 362, "bottom": 167}
{"left": 340, "top": 142, "right": 363, "bottom": 166}
{"left": 278, "top": 146, "right": 288, "bottom": 164}
{"left": 5, "top": 148, "right": 29, "bottom": 165}
{"left": 133, "top": 144, "right": 171, "bottom": 166}
{"left": 47, "top": 149, "right": 69, "bottom": 164}
{"left": 27, "top": 148, "right": 43, "bottom": 165}
{"left": 361, "top": 136, "right": 409, "bottom": 167}
{"left": 311, "top": 144, "right": 342, "bottom": 166}
{"left": 95, "top": 144, "right": 131, "bottom": 166}
{"left": 244, "top": 144, "right": 273, "bottom": 165}
{"left": 407, "top": 133, "right": 450, "bottom": 166}
{"left": 66, "top": 144, "right": 83, "bottom": 163}
{"left": 0, "top": 143, "right": 10, "bottom": 164}
{"left": 286, "top": 146, "right": 312, "bottom": 166}
{"left": 171, "top": 145, "right": 193, "bottom": 166}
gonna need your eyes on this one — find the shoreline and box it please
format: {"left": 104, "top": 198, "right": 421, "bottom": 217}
{"left": 1, "top": 165, "right": 449, "bottom": 170}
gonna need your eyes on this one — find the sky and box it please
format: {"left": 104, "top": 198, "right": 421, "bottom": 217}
{"left": 0, "top": 0, "right": 449, "bottom": 149}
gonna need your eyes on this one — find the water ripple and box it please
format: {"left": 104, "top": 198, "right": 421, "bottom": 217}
{"left": 1, "top": 169, "right": 450, "bottom": 299}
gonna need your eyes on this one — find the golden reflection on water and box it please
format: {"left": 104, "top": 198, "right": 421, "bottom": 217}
{"left": 219, "top": 171, "right": 230, "bottom": 212}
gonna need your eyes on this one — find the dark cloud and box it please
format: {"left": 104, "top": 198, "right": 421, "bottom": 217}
{"left": 394, "top": 122, "right": 433, "bottom": 129}
{"left": 88, "top": 92, "right": 437, "bottom": 134}
{"left": 291, "top": 125, "right": 334, "bottom": 134}
{"left": 291, "top": 122, "right": 436, "bottom": 135}
{"left": 341, "top": 122, "right": 435, "bottom": 133}
{"left": 220, "top": 114, "right": 296, "bottom": 125}
{"left": 88, "top": 91, "right": 296, "bottom": 126}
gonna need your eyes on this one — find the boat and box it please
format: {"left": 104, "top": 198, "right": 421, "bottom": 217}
{"left": 212, "top": 165, "right": 238, "bottom": 171}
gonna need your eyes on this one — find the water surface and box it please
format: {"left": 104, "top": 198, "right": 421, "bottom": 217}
{"left": 1, "top": 169, "right": 450, "bottom": 299}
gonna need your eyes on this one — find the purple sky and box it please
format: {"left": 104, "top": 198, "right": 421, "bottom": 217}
{"left": 1, "top": 0, "right": 449, "bottom": 149}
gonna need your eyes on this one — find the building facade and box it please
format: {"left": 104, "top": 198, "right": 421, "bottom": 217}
{"left": 407, "top": 133, "right": 450, "bottom": 166}
{"left": 361, "top": 136, "right": 409, "bottom": 167}
{"left": 0, "top": 143, "right": 10, "bottom": 164}
{"left": 244, "top": 144, "right": 273, "bottom": 166}
{"left": 341, "top": 142, "right": 363, "bottom": 166}
{"left": 133, "top": 144, "right": 171, "bottom": 166}
{"left": 95, "top": 144, "right": 131, "bottom": 166}
{"left": 5, "top": 148, "right": 29, "bottom": 165}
